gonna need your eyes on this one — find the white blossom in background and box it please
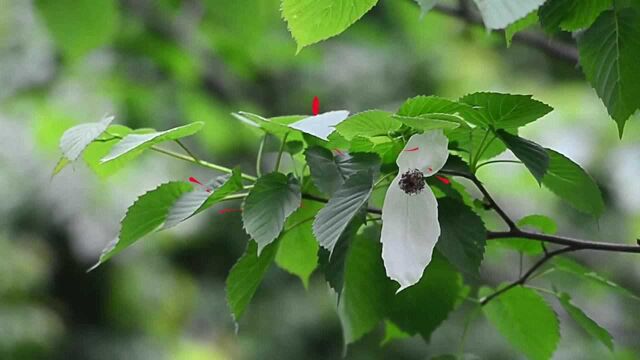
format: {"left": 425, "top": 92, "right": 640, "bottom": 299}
{"left": 381, "top": 131, "right": 449, "bottom": 291}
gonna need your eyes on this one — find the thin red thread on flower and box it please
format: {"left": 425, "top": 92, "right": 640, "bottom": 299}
{"left": 312, "top": 96, "right": 320, "bottom": 115}
{"left": 218, "top": 208, "right": 242, "bottom": 215}
{"left": 404, "top": 147, "right": 420, "bottom": 152}
{"left": 436, "top": 175, "right": 450, "bottom": 185}
{"left": 188, "top": 176, "right": 211, "bottom": 192}
{"left": 427, "top": 167, "right": 433, "bottom": 173}
{"left": 334, "top": 148, "right": 345, "bottom": 156}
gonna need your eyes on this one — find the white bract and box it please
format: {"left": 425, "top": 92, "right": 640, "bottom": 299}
{"left": 288, "top": 110, "right": 350, "bottom": 140}
{"left": 381, "top": 130, "right": 449, "bottom": 292}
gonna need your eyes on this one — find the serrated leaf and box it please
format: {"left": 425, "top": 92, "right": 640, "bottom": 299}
{"left": 505, "top": 11, "right": 538, "bottom": 47}
{"left": 539, "top": 0, "right": 612, "bottom": 32}
{"left": 36, "top": 0, "right": 119, "bottom": 60}
{"left": 497, "top": 130, "right": 549, "bottom": 183}
{"left": 288, "top": 111, "right": 350, "bottom": 141}
{"left": 436, "top": 198, "right": 487, "bottom": 276}
{"left": 447, "top": 126, "right": 508, "bottom": 162}
{"left": 541, "top": 149, "right": 604, "bottom": 216}
{"left": 397, "top": 95, "right": 467, "bottom": 117}
{"left": 81, "top": 125, "right": 152, "bottom": 178}
{"left": 577, "top": 8, "right": 640, "bottom": 135}
{"left": 393, "top": 114, "right": 461, "bottom": 131}
{"left": 313, "top": 171, "right": 374, "bottom": 254}
{"left": 388, "top": 256, "right": 462, "bottom": 340}
{"left": 338, "top": 225, "right": 394, "bottom": 344}
{"left": 91, "top": 181, "right": 194, "bottom": 268}
{"left": 558, "top": 292, "right": 613, "bottom": 351}
{"left": 336, "top": 110, "right": 401, "bottom": 140}
{"left": 552, "top": 257, "right": 640, "bottom": 302}
{"left": 281, "top": 0, "right": 379, "bottom": 52}
{"left": 59, "top": 115, "right": 114, "bottom": 161}
{"left": 226, "top": 241, "right": 277, "bottom": 322}
{"left": 305, "top": 146, "right": 380, "bottom": 196}
{"left": 234, "top": 112, "right": 305, "bottom": 141}
{"left": 275, "top": 201, "right": 323, "bottom": 288}
{"left": 163, "top": 169, "right": 244, "bottom": 230}
{"left": 242, "top": 173, "right": 301, "bottom": 254}
{"left": 472, "top": 0, "right": 547, "bottom": 29}
{"left": 459, "top": 92, "right": 553, "bottom": 129}
{"left": 480, "top": 285, "right": 560, "bottom": 360}
{"left": 380, "top": 320, "right": 411, "bottom": 345}
{"left": 318, "top": 215, "right": 365, "bottom": 294}
{"left": 101, "top": 122, "right": 204, "bottom": 163}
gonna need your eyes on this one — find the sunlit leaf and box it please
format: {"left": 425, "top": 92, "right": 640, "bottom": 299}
{"left": 496, "top": 130, "right": 549, "bottom": 183}
{"left": 558, "top": 292, "right": 613, "bottom": 351}
{"left": 472, "top": 0, "right": 547, "bottom": 29}
{"left": 336, "top": 110, "right": 401, "bottom": 140}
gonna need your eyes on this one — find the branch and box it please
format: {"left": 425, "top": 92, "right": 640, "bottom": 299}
{"left": 480, "top": 246, "right": 575, "bottom": 305}
{"left": 429, "top": 3, "right": 579, "bottom": 63}
{"left": 488, "top": 230, "right": 640, "bottom": 254}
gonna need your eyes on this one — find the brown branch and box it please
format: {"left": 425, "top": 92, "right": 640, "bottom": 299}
{"left": 429, "top": 3, "right": 579, "bottom": 64}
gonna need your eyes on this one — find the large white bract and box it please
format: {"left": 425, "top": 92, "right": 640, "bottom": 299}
{"left": 381, "top": 130, "right": 449, "bottom": 291}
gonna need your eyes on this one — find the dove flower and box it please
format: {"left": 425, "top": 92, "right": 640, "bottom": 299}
{"left": 381, "top": 130, "right": 449, "bottom": 291}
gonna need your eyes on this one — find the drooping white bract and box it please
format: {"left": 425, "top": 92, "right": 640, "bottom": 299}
{"left": 288, "top": 110, "right": 350, "bottom": 140}
{"left": 381, "top": 130, "right": 449, "bottom": 292}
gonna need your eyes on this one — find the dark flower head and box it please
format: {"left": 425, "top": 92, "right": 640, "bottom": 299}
{"left": 399, "top": 168, "right": 425, "bottom": 195}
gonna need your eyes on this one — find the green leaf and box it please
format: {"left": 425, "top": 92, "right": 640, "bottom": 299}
{"left": 393, "top": 114, "right": 461, "bottom": 131}
{"left": 338, "top": 225, "right": 393, "bottom": 344}
{"left": 234, "top": 112, "right": 305, "bottom": 141}
{"left": 505, "top": 11, "right": 539, "bottom": 47}
{"left": 59, "top": 115, "right": 114, "bottom": 162}
{"left": 313, "top": 171, "right": 374, "bottom": 254}
{"left": 496, "top": 130, "right": 549, "bottom": 183}
{"left": 495, "top": 214, "right": 557, "bottom": 255}
{"left": 472, "top": 0, "right": 547, "bottom": 29}
{"left": 226, "top": 241, "right": 277, "bottom": 322}
{"left": 553, "top": 257, "right": 640, "bottom": 302}
{"left": 577, "top": 8, "right": 640, "bottom": 135}
{"left": 242, "top": 173, "right": 301, "bottom": 254}
{"left": 318, "top": 215, "right": 365, "bottom": 294}
{"left": 436, "top": 198, "right": 487, "bottom": 276}
{"left": 336, "top": 110, "right": 401, "bottom": 140}
{"left": 397, "top": 95, "right": 467, "bottom": 118}
{"left": 380, "top": 320, "right": 411, "bottom": 345}
{"left": 101, "top": 122, "right": 204, "bottom": 163}
{"left": 388, "top": 256, "right": 462, "bottom": 340}
{"left": 36, "top": 0, "right": 119, "bottom": 60}
{"left": 459, "top": 92, "right": 553, "bottom": 129}
{"left": 275, "top": 201, "right": 323, "bottom": 288}
{"left": 281, "top": 0, "right": 379, "bottom": 52}
{"left": 557, "top": 292, "right": 613, "bottom": 351}
{"left": 91, "top": 181, "right": 194, "bottom": 268}
{"left": 480, "top": 285, "right": 560, "bottom": 360}
{"left": 163, "top": 170, "right": 244, "bottom": 230}
{"left": 539, "top": 0, "right": 612, "bottom": 32}
{"left": 305, "top": 146, "right": 380, "bottom": 196}
{"left": 447, "top": 126, "right": 507, "bottom": 162}
{"left": 541, "top": 149, "right": 604, "bottom": 216}
{"left": 414, "top": 0, "right": 438, "bottom": 15}
{"left": 82, "top": 125, "right": 153, "bottom": 178}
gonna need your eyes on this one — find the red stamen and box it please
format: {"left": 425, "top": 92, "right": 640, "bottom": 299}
{"left": 218, "top": 208, "right": 242, "bottom": 214}
{"left": 312, "top": 96, "right": 320, "bottom": 115}
{"left": 189, "top": 176, "right": 204, "bottom": 186}
{"left": 334, "top": 148, "right": 344, "bottom": 156}
{"left": 436, "top": 175, "right": 450, "bottom": 185}
{"left": 404, "top": 147, "right": 419, "bottom": 152}
{"left": 427, "top": 167, "right": 433, "bottom": 173}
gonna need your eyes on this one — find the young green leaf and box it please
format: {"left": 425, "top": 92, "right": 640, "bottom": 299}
{"left": 472, "top": 0, "right": 547, "bottom": 29}
{"left": 338, "top": 226, "right": 393, "bottom": 345}
{"left": 335, "top": 110, "right": 401, "bottom": 140}
{"left": 163, "top": 170, "right": 244, "bottom": 230}
{"left": 242, "top": 173, "right": 301, "bottom": 254}
{"left": 505, "top": 11, "right": 539, "bottom": 47}
{"left": 275, "top": 201, "right": 323, "bottom": 288}
{"left": 577, "top": 8, "right": 640, "bottom": 135}
{"left": 496, "top": 130, "right": 549, "bottom": 183}
{"left": 447, "top": 127, "right": 507, "bottom": 162}
{"left": 59, "top": 115, "right": 114, "bottom": 162}
{"left": 380, "top": 320, "right": 411, "bottom": 345}
{"left": 393, "top": 114, "right": 461, "bottom": 131}
{"left": 90, "top": 181, "right": 194, "bottom": 269}
{"left": 539, "top": 0, "right": 612, "bottom": 32}
{"left": 541, "top": 149, "right": 604, "bottom": 216}
{"left": 226, "top": 241, "right": 277, "bottom": 322}
{"left": 36, "top": 0, "right": 119, "bottom": 60}
{"left": 459, "top": 92, "right": 553, "bottom": 129}
{"left": 234, "top": 112, "right": 305, "bottom": 141}
{"left": 387, "top": 256, "right": 462, "bottom": 340}
{"left": 558, "top": 292, "right": 614, "bottom": 351}
{"left": 313, "top": 171, "right": 374, "bottom": 254}
{"left": 397, "top": 95, "right": 467, "bottom": 118}
{"left": 480, "top": 285, "right": 560, "bottom": 360}
{"left": 281, "top": 0, "right": 379, "bottom": 52}
{"left": 101, "top": 122, "right": 204, "bottom": 163}
{"left": 436, "top": 198, "right": 487, "bottom": 276}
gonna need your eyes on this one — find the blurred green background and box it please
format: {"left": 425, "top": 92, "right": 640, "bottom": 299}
{"left": 1, "top": 0, "right": 639, "bottom": 359}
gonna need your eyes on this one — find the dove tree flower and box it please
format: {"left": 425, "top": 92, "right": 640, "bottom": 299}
{"left": 381, "top": 130, "right": 449, "bottom": 291}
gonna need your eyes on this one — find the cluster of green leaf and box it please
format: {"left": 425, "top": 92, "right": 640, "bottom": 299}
{"left": 54, "top": 89, "right": 639, "bottom": 358}
{"left": 279, "top": 0, "right": 640, "bottom": 135}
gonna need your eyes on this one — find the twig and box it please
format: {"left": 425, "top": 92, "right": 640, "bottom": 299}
{"left": 256, "top": 135, "right": 267, "bottom": 177}
{"left": 175, "top": 139, "right": 201, "bottom": 164}
{"left": 275, "top": 132, "right": 289, "bottom": 172}
{"left": 488, "top": 230, "right": 640, "bottom": 254}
